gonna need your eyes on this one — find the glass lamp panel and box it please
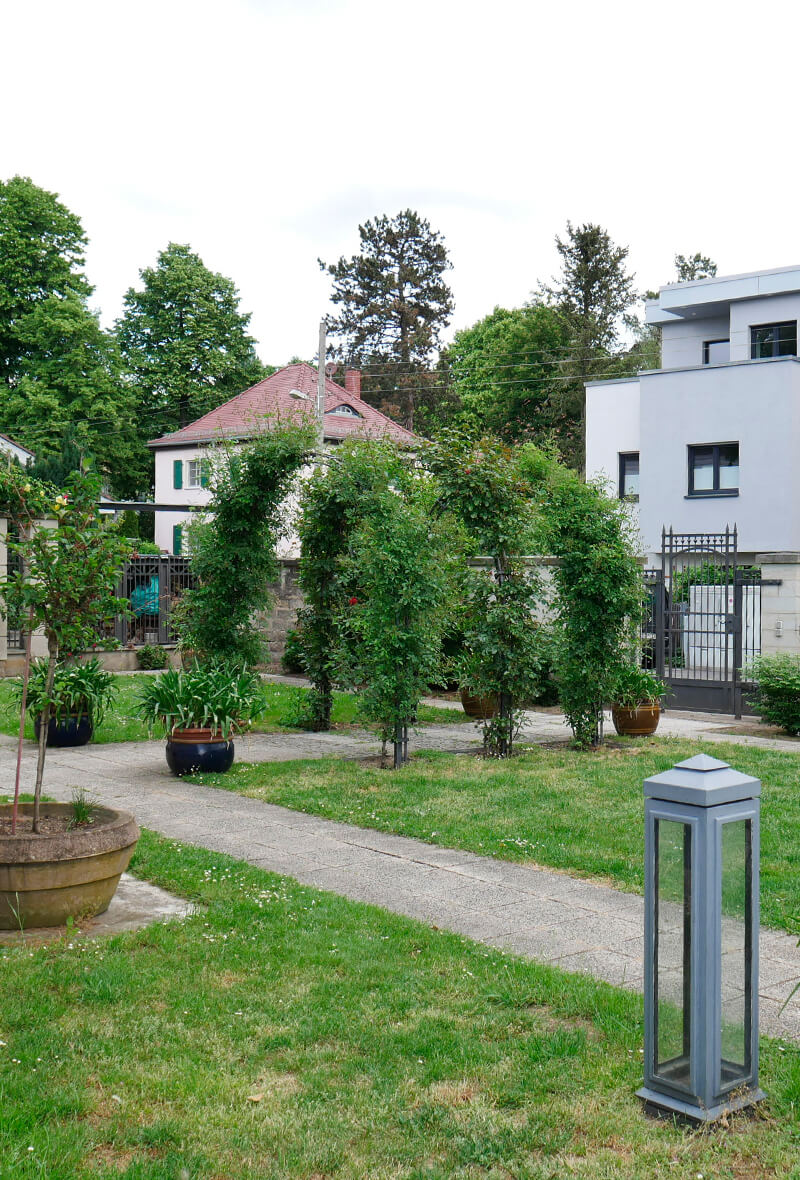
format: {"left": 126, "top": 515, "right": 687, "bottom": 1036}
{"left": 720, "top": 819, "right": 752, "bottom": 1087}
{"left": 654, "top": 819, "right": 692, "bottom": 1089}
{"left": 691, "top": 449, "right": 714, "bottom": 492}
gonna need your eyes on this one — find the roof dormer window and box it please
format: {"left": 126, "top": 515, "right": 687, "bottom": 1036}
{"left": 326, "top": 403, "right": 362, "bottom": 417}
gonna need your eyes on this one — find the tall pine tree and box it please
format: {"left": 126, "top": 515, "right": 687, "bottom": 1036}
{"left": 539, "top": 222, "right": 637, "bottom": 468}
{"left": 319, "top": 210, "right": 453, "bottom": 430}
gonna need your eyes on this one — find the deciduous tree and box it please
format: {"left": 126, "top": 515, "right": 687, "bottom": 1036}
{"left": 116, "top": 243, "right": 265, "bottom": 442}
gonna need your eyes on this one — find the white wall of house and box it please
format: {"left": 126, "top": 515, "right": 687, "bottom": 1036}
{"left": 585, "top": 377, "right": 640, "bottom": 492}
{"left": 0, "top": 437, "right": 34, "bottom": 465}
{"left": 638, "top": 357, "right": 800, "bottom": 556}
{"left": 153, "top": 444, "right": 313, "bottom": 557}
{"left": 153, "top": 445, "right": 214, "bottom": 553}
{"left": 661, "top": 315, "right": 730, "bottom": 369}
{"left": 729, "top": 293, "right": 800, "bottom": 361}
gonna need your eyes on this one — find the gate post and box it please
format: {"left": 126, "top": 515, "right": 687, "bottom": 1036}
{"left": 757, "top": 553, "right": 800, "bottom": 658}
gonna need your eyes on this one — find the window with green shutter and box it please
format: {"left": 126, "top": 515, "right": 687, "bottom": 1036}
{"left": 173, "top": 459, "right": 183, "bottom": 489}
{"left": 173, "top": 524, "right": 183, "bottom": 555}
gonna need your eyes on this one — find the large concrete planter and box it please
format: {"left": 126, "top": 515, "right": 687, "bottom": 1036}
{"left": 0, "top": 803, "right": 139, "bottom": 930}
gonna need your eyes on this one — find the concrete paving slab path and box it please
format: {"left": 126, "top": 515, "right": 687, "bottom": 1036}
{"left": 2, "top": 714, "right": 799, "bottom": 1042}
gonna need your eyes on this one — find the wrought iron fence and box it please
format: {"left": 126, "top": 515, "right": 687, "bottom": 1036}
{"left": 110, "top": 556, "right": 195, "bottom": 647}
{"left": 5, "top": 524, "right": 26, "bottom": 652}
{"left": 639, "top": 527, "right": 764, "bottom": 715}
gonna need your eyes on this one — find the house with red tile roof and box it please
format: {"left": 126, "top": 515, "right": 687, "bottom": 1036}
{"left": 148, "top": 363, "right": 416, "bottom": 554}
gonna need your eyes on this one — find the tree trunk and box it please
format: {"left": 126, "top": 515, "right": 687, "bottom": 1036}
{"left": 32, "top": 635, "right": 58, "bottom": 833}
{"left": 11, "top": 607, "right": 34, "bottom": 835}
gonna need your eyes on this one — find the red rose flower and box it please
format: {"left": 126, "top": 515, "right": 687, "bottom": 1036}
{"left": 349, "top": 596, "right": 358, "bottom": 605}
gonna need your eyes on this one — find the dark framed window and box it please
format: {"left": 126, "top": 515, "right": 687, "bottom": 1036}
{"left": 750, "top": 321, "right": 797, "bottom": 359}
{"left": 688, "top": 443, "right": 739, "bottom": 497}
{"left": 619, "top": 452, "right": 639, "bottom": 500}
{"left": 703, "top": 339, "right": 729, "bottom": 365}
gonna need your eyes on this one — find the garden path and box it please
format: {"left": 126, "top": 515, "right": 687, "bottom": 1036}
{"left": 2, "top": 714, "right": 799, "bottom": 1043}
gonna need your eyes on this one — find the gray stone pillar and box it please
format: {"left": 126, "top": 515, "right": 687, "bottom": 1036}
{"left": 757, "top": 552, "right": 800, "bottom": 657}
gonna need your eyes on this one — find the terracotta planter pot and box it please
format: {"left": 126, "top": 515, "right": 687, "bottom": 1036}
{"left": 611, "top": 702, "right": 661, "bottom": 737}
{"left": 0, "top": 803, "right": 139, "bottom": 930}
{"left": 459, "top": 689, "right": 499, "bottom": 720}
{"left": 165, "top": 727, "right": 234, "bottom": 776}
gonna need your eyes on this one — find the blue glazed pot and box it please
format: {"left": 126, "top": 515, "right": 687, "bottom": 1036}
{"left": 165, "top": 729, "right": 235, "bottom": 776}
{"left": 34, "top": 714, "right": 93, "bottom": 748}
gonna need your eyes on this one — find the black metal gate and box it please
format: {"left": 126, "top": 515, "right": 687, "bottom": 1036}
{"left": 642, "top": 527, "right": 765, "bottom": 716}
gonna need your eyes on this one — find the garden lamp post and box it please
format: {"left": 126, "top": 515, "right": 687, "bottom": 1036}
{"left": 637, "top": 754, "right": 765, "bottom": 1122}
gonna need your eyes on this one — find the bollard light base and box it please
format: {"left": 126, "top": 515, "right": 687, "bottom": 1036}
{"left": 636, "top": 1085, "right": 766, "bottom": 1125}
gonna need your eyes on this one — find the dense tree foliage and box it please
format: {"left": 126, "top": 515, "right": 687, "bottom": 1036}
{"left": 674, "top": 252, "right": 717, "bottom": 282}
{"left": 440, "top": 304, "right": 570, "bottom": 447}
{"left": 320, "top": 210, "right": 453, "bottom": 430}
{"left": 0, "top": 177, "right": 142, "bottom": 494}
{"left": 0, "top": 176, "right": 90, "bottom": 388}
{"left": 116, "top": 243, "right": 265, "bottom": 450}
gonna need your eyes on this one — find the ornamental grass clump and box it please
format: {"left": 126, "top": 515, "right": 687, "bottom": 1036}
{"left": 12, "top": 657, "right": 116, "bottom": 727}
{"left": 135, "top": 663, "right": 266, "bottom": 738}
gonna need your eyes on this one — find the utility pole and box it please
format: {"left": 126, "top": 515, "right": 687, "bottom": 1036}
{"left": 316, "top": 319, "right": 326, "bottom": 452}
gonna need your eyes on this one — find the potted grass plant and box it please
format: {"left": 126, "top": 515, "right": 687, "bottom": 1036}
{"left": 136, "top": 662, "right": 266, "bottom": 775}
{"left": 610, "top": 664, "right": 665, "bottom": 736}
{"left": 13, "top": 657, "right": 116, "bottom": 747}
{"left": 0, "top": 467, "right": 138, "bottom": 930}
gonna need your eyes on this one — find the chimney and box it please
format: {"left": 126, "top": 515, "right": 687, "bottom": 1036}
{"left": 344, "top": 368, "right": 361, "bottom": 397}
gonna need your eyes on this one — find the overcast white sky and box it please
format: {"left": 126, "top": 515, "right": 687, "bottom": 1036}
{"left": 2, "top": 0, "right": 799, "bottom": 364}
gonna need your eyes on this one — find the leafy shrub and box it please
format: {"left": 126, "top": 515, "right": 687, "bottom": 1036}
{"left": 611, "top": 664, "right": 665, "bottom": 708}
{"left": 135, "top": 663, "right": 266, "bottom": 738}
{"left": 276, "top": 686, "right": 318, "bottom": 730}
{"left": 137, "top": 644, "right": 169, "bottom": 670}
{"left": 749, "top": 654, "right": 800, "bottom": 734}
{"left": 280, "top": 628, "right": 307, "bottom": 675}
{"left": 13, "top": 658, "right": 116, "bottom": 727}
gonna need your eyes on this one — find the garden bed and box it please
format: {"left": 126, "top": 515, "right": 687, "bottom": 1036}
{"left": 1, "top": 831, "right": 798, "bottom": 1178}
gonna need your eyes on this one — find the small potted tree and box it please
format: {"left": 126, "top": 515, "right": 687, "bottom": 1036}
{"left": 136, "top": 663, "right": 265, "bottom": 775}
{"left": 0, "top": 467, "right": 138, "bottom": 930}
{"left": 610, "top": 664, "right": 665, "bottom": 737}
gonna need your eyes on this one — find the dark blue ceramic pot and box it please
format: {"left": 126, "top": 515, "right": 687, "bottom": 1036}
{"left": 165, "top": 729, "right": 235, "bottom": 776}
{"left": 34, "top": 714, "right": 93, "bottom": 748}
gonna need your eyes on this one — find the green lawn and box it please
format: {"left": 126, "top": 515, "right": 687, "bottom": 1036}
{"left": 0, "top": 676, "right": 467, "bottom": 745}
{"left": 1, "top": 832, "right": 798, "bottom": 1179}
{"left": 197, "top": 738, "right": 800, "bottom": 934}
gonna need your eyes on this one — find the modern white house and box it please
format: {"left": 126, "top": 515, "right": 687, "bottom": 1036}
{"left": 586, "top": 264, "right": 800, "bottom": 561}
{"left": 148, "top": 363, "right": 416, "bottom": 556}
